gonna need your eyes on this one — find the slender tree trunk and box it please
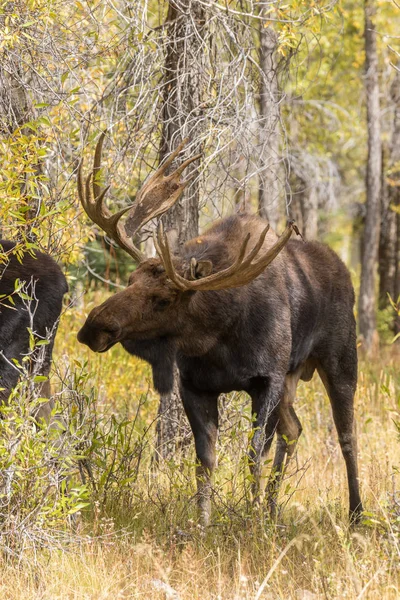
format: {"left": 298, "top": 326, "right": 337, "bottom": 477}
{"left": 258, "top": 18, "right": 281, "bottom": 230}
{"left": 160, "top": 0, "right": 204, "bottom": 246}
{"left": 395, "top": 214, "right": 400, "bottom": 337}
{"left": 395, "top": 203, "right": 400, "bottom": 337}
{"left": 379, "top": 68, "right": 400, "bottom": 335}
{"left": 301, "top": 187, "right": 318, "bottom": 240}
{"left": 154, "top": 365, "right": 190, "bottom": 461}
{"left": 379, "top": 145, "right": 396, "bottom": 307}
{"left": 0, "top": 70, "right": 29, "bottom": 134}
{"left": 232, "top": 148, "right": 247, "bottom": 210}
{"left": 287, "top": 170, "right": 304, "bottom": 233}
{"left": 358, "top": 0, "right": 382, "bottom": 353}
{"left": 155, "top": 0, "right": 205, "bottom": 459}
{"left": 388, "top": 69, "right": 400, "bottom": 336}
{"left": 287, "top": 167, "right": 318, "bottom": 240}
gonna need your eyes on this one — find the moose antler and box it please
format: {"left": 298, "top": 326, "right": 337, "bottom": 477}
{"left": 77, "top": 131, "right": 200, "bottom": 262}
{"left": 154, "top": 221, "right": 294, "bottom": 291}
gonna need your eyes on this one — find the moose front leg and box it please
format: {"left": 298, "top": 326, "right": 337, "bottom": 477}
{"left": 179, "top": 382, "right": 219, "bottom": 527}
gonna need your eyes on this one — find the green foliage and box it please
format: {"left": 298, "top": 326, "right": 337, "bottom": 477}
{"left": 77, "top": 237, "right": 135, "bottom": 288}
{"left": 0, "top": 377, "right": 89, "bottom": 556}
{"left": 377, "top": 300, "right": 399, "bottom": 343}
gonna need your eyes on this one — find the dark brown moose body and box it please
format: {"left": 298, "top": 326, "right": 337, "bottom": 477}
{"left": 77, "top": 134, "right": 363, "bottom": 525}
{"left": 0, "top": 241, "right": 68, "bottom": 406}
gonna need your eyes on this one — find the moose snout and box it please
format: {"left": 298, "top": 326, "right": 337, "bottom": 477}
{"left": 77, "top": 313, "right": 122, "bottom": 353}
{"left": 77, "top": 322, "right": 96, "bottom": 349}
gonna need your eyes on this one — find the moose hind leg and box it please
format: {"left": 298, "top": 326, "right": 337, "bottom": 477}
{"left": 248, "top": 376, "right": 285, "bottom": 505}
{"left": 267, "top": 371, "right": 303, "bottom": 515}
{"left": 317, "top": 358, "right": 363, "bottom": 521}
{"left": 179, "top": 383, "right": 219, "bottom": 527}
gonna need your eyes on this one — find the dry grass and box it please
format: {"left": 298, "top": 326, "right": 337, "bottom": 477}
{"left": 0, "top": 297, "right": 399, "bottom": 599}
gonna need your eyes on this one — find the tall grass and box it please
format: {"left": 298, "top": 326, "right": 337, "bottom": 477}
{"left": 0, "top": 293, "right": 399, "bottom": 599}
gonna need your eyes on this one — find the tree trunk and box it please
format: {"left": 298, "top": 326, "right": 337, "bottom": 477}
{"left": 379, "top": 68, "right": 400, "bottom": 335}
{"left": 258, "top": 18, "right": 281, "bottom": 230}
{"left": 0, "top": 69, "right": 30, "bottom": 134}
{"left": 358, "top": 0, "right": 382, "bottom": 353}
{"left": 286, "top": 162, "right": 318, "bottom": 240}
{"left": 232, "top": 147, "right": 247, "bottom": 210}
{"left": 388, "top": 69, "right": 400, "bottom": 336}
{"left": 287, "top": 170, "right": 304, "bottom": 233}
{"left": 160, "top": 0, "right": 204, "bottom": 246}
{"left": 379, "top": 147, "right": 397, "bottom": 308}
{"left": 395, "top": 210, "right": 400, "bottom": 337}
{"left": 155, "top": 0, "right": 205, "bottom": 460}
{"left": 302, "top": 187, "right": 318, "bottom": 240}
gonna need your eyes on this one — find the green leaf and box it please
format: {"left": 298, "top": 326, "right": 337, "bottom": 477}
{"left": 68, "top": 502, "right": 90, "bottom": 515}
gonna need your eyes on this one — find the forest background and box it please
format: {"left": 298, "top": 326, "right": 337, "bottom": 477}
{"left": 0, "top": 1, "right": 399, "bottom": 599}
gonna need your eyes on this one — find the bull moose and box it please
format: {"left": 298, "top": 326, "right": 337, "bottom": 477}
{"left": 0, "top": 241, "right": 67, "bottom": 410}
{"left": 77, "top": 133, "right": 363, "bottom": 525}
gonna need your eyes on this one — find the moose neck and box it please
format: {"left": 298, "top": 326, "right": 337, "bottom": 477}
{"left": 173, "top": 287, "right": 243, "bottom": 357}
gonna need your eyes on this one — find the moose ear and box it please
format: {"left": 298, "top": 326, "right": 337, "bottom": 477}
{"left": 189, "top": 257, "right": 213, "bottom": 280}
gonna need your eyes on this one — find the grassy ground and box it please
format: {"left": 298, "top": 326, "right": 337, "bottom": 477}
{"left": 0, "top": 294, "right": 399, "bottom": 599}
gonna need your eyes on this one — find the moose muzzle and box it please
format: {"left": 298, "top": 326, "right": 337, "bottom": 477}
{"left": 77, "top": 314, "right": 122, "bottom": 353}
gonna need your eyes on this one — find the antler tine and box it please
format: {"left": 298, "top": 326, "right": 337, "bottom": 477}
{"left": 232, "top": 233, "right": 251, "bottom": 267}
{"left": 87, "top": 171, "right": 132, "bottom": 225}
{"left": 189, "top": 222, "right": 293, "bottom": 291}
{"left": 77, "top": 160, "right": 86, "bottom": 209}
{"left": 215, "top": 232, "right": 251, "bottom": 278}
{"left": 94, "top": 184, "right": 111, "bottom": 214}
{"left": 124, "top": 140, "right": 201, "bottom": 238}
{"left": 250, "top": 222, "right": 293, "bottom": 271}
{"left": 77, "top": 130, "right": 144, "bottom": 263}
{"left": 238, "top": 225, "right": 270, "bottom": 268}
{"left": 170, "top": 153, "right": 202, "bottom": 179}
{"left": 139, "top": 139, "right": 191, "bottom": 201}
{"left": 79, "top": 132, "right": 202, "bottom": 262}
{"left": 154, "top": 225, "right": 254, "bottom": 291}
{"left": 155, "top": 222, "right": 294, "bottom": 293}
{"left": 157, "top": 138, "right": 188, "bottom": 176}
{"left": 154, "top": 223, "right": 188, "bottom": 291}
{"left": 83, "top": 171, "right": 108, "bottom": 217}
{"left": 92, "top": 130, "right": 106, "bottom": 201}
{"left": 135, "top": 149, "right": 201, "bottom": 203}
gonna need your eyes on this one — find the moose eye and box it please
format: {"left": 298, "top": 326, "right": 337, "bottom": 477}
{"left": 152, "top": 296, "right": 171, "bottom": 311}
